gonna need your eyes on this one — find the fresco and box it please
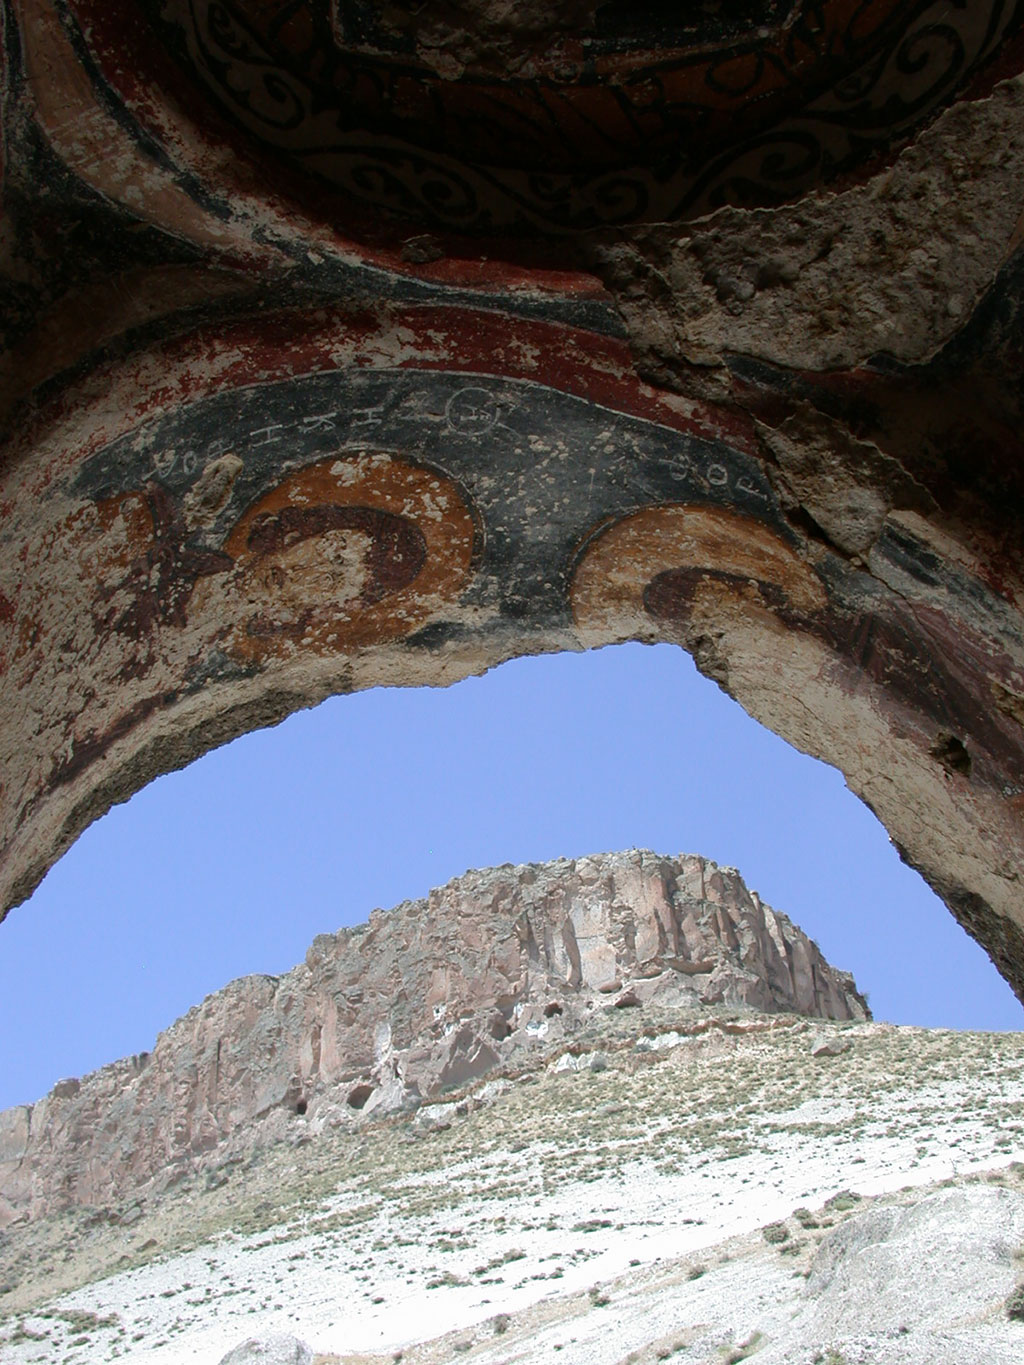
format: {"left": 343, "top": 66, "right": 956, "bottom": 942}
{"left": 0, "top": 326, "right": 799, "bottom": 869}
{"left": 72, "top": 366, "right": 780, "bottom": 632}
{"left": 137, "top": 0, "right": 1024, "bottom": 227}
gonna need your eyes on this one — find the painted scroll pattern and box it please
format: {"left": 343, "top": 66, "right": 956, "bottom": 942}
{"left": 142, "top": 0, "right": 1023, "bottom": 228}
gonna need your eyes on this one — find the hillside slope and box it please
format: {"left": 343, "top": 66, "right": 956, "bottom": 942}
{"left": 2, "top": 1016, "right": 1023, "bottom": 1364}
{"left": 5, "top": 852, "right": 1020, "bottom": 1365}
{"left": 0, "top": 851, "right": 866, "bottom": 1225}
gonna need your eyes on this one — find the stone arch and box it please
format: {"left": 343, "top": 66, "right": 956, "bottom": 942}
{"left": 3, "top": 0, "right": 1024, "bottom": 1004}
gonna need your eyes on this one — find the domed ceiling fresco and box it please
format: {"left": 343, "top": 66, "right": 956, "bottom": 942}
{"left": 98, "top": 0, "right": 1024, "bottom": 226}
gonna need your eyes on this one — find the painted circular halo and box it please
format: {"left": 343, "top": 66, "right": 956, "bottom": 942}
{"left": 570, "top": 504, "right": 826, "bottom": 647}
{"left": 194, "top": 453, "right": 476, "bottom": 662}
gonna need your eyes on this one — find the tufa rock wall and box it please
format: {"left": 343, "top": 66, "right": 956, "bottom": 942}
{"left": 0, "top": 850, "right": 866, "bottom": 1226}
{"left": 3, "top": 2, "right": 1024, "bottom": 1007}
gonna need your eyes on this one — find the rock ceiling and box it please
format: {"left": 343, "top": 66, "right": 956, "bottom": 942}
{"left": 3, "top": 1, "right": 1024, "bottom": 1002}
{"left": 135, "top": 0, "right": 1024, "bottom": 228}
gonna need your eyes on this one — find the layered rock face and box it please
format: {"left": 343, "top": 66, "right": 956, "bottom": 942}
{"left": 0, "top": 850, "right": 866, "bottom": 1226}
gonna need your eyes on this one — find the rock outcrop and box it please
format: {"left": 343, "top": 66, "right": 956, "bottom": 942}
{"left": 0, "top": 850, "right": 867, "bottom": 1226}
{"left": 219, "top": 1337, "right": 314, "bottom": 1365}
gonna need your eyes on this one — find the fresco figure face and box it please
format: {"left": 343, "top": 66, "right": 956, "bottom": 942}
{"left": 254, "top": 523, "right": 376, "bottom": 611}
{"left": 233, "top": 502, "right": 427, "bottom": 655}
{"left": 206, "top": 454, "right": 476, "bottom": 663}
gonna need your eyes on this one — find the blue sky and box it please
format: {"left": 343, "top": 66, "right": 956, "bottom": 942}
{"left": 1, "top": 641, "right": 1020, "bottom": 1111}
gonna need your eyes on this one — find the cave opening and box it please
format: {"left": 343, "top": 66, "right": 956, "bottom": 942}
{"left": 1, "top": 641, "right": 1019, "bottom": 1118}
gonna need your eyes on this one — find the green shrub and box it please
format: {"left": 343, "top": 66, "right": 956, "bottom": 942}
{"left": 762, "top": 1222, "right": 789, "bottom": 1244}
{"left": 723, "top": 1331, "right": 763, "bottom": 1362}
{"left": 825, "top": 1191, "right": 861, "bottom": 1212}
{"left": 10, "top": 1325, "right": 48, "bottom": 1344}
{"left": 1006, "top": 1282, "right": 1024, "bottom": 1321}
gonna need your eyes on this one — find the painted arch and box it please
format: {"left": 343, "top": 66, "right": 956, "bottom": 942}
{"left": 3, "top": 0, "right": 1024, "bottom": 1002}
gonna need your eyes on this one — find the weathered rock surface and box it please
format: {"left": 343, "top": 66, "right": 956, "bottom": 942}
{"left": 801, "top": 1185, "right": 1024, "bottom": 1346}
{"left": 5, "top": 1022, "right": 1023, "bottom": 1365}
{"left": 0, "top": 850, "right": 866, "bottom": 1226}
{"left": 218, "top": 1336, "right": 313, "bottom": 1365}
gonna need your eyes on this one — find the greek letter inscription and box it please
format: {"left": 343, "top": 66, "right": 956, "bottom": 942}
{"left": 250, "top": 424, "right": 285, "bottom": 448}
{"left": 445, "top": 387, "right": 500, "bottom": 436}
{"left": 737, "top": 476, "right": 769, "bottom": 501}
{"left": 661, "top": 453, "right": 769, "bottom": 505}
{"left": 301, "top": 411, "right": 338, "bottom": 432}
{"left": 350, "top": 405, "right": 385, "bottom": 429}
{"left": 151, "top": 448, "right": 199, "bottom": 479}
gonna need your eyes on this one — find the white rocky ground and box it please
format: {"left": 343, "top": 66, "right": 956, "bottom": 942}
{"left": 2, "top": 1017, "right": 1024, "bottom": 1365}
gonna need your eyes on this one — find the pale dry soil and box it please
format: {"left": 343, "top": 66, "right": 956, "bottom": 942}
{"left": 2, "top": 1019, "right": 1024, "bottom": 1364}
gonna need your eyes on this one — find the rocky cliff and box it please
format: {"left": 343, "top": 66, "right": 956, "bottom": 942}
{"left": 0, "top": 850, "right": 867, "bottom": 1225}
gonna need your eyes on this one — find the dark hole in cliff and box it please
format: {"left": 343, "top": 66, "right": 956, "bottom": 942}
{"left": 347, "top": 1083, "right": 373, "bottom": 1110}
{"left": 930, "top": 732, "right": 972, "bottom": 776}
{"left": 544, "top": 1001, "right": 563, "bottom": 1017}
{"left": 295, "top": 1098, "right": 308, "bottom": 1116}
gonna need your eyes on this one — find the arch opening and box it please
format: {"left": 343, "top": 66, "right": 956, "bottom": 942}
{"left": 2, "top": 641, "right": 1020, "bottom": 1122}
{"left": 2, "top": 643, "right": 1024, "bottom": 1353}
{"left": 5, "top": 351, "right": 1024, "bottom": 1011}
